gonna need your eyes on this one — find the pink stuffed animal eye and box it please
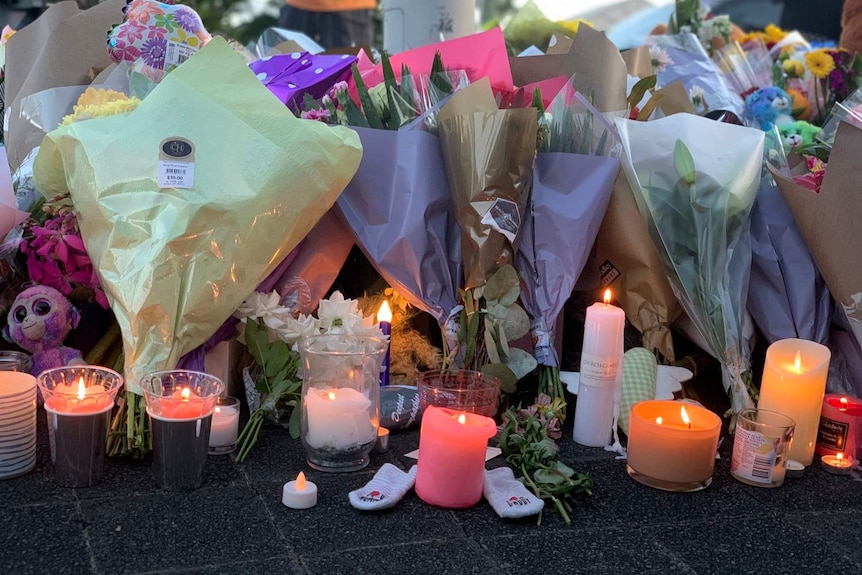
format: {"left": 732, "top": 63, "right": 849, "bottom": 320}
{"left": 32, "top": 299, "right": 52, "bottom": 316}
{"left": 13, "top": 306, "right": 26, "bottom": 323}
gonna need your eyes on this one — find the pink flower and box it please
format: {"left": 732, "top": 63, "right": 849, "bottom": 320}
{"left": 300, "top": 108, "right": 331, "bottom": 122}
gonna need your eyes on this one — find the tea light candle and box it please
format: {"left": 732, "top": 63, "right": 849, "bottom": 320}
{"left": 48, "top": 377, "right": 112, "bottom": 414}
{"left": 377, "top": 301, "right": 392, "bottom": 387}
{"left": 816, "top": 394, "right": 862, "bottom": 459}
{"left": 282, "top": 471, "right": 318, "bottom": 508}
{"left": 415, "top": 406, "right": 497, "bottom": 508}
{"left": 304, "top": 387, "right": 376, "bottom": 449}
{"left": 820, "top": 453, "right": 853, "bottom": 476}
{"left": 157, "top": 387, "right": 210, "bottom": 420}
{"left": 758, "top": 338, "right": 831, "bottom": 466}
{"left": 573, "top": 289, "right": 624, "bottom": 447}
{"left": 627, "top": 400, "right": 722, "bottom": 491}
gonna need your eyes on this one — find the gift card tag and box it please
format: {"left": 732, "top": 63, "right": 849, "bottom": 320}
{"left": 480, "top": 198, "right": 520, "bottom": 243}
{"left": 157, "top": 137, "right": 195, "bottom": 189}
{"left": 166, "top": 41, "right": 198, "bottom": 69}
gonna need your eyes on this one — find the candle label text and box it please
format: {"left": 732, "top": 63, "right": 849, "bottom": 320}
{"left": 731, "top": 426, "right": 776, "bottom": 484}
{"left": 816, "top": 416, "right": 849, "bottom": 451}
{"left": 580, "top": 353, "right": 620, "bottom": 385}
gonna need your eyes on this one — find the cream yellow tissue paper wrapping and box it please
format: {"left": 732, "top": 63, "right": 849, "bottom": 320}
{"left": 34, "top": 38, "right": 363, "bottom": 393}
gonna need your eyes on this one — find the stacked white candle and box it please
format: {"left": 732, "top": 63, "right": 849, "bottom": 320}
{"left": 573, "top": 289, "right": 625, "bottom": 447}
{"left": 0, "top": 372, "right": 38, "bottom": 479}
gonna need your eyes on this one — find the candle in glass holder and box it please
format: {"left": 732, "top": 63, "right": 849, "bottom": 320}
{"left": 304, "top": 387, "right": 376, "bottom": 449}
{"left": 37, "top": 366, "right": 124, "bottom": 487}
{"left": 208, "top": 396, "right": 240, "bottom": 455}
{"left": 573, "top": 289, "right": 624, "bottom": 447}
{"left": 758, "top": 338, "right": 831, "bottom": 466}
{"left": 627, "top": 400, "right": 722, "bottom": 491}
{"left": 377, "top": 301, "right": 392, "bottom": 387}
{"left": 415, "top": 406, "right": 497, "bottom": 508}
{"left": 816, "top": 394, "right": 862, "bottom": 460}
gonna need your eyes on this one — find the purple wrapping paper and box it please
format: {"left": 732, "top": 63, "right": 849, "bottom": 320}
{"left": 336, "top": 127, "right": 462, "bottom": 324}
{"left": 748, "top": 176, "right": 831, "bottom": 343}
{"left": 516, "top": 153, "right": 619, "bottom": 366}
{"left": 249, "top": 52, "right": 356, "bottom": 110}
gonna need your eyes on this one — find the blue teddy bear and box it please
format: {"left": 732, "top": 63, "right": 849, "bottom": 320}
{"left": 745, "top": 87, "right": 795, "bottom": 131}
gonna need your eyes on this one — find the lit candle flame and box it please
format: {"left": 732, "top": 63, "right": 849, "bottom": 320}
{"left": 837, "top": 453, "right": 844, "bottom": 462}
{"left": 603, "top": 289, "right": 612, "bottom": 305}
{"left": 457, "top": 413, "right": 467, "bottom": 425}
{"left": 214, "top": 407, "right": 221, "bottom": 414}
{"left": 377, "top": 300, "right": 392, "bottom": 323}
{"left": 296, "top": 471, "right": 307, "bottom": 491}
{"left": 181, "top": 387, "right": 191, "bottom": 401}
{"left": 793, "top": 351, "right": 802, "bottom": 373}
{"left": 77, "top": 377, "right": 86, "bottom": 400}
{"left": 656, "top": 417, "right": 663, "bottom": 425}
{"left": 840, "top": 397, "right": 849, "bottom": 411}
{"left": 327, "top": 391, "right": 336, "bottom": 400}
{"left": 680, "top": 405, "right": 691, "bottom": 429}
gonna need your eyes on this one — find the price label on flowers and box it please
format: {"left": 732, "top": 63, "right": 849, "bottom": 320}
{"left": 157, "top": 137, "right": 196, "bottom": 188}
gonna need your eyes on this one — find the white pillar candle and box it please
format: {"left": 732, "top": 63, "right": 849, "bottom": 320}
{"left": 573, "top": 289, "right": 625, "bottom": 447}
{"left": 757, "top": 338, "right": 831, "bottom": 466}
{"left": 304, "top": 387, "right": 376, "bottom": 449}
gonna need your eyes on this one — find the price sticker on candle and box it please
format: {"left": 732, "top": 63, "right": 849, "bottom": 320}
{"left": 157, "top": 137, "right": 195, "bottom": 189}
{"left": 731, "top": 426, "right": 777, "bottom": 484}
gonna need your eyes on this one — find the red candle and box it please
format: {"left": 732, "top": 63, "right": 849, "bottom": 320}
{"left": 415, "top": 406, "right": 496, "bottom": 509}
{"left": 816, "top": 394, "right": 862, "bottom": 460}
{"left": 46, "top": 377, "right": 113, "bottom": 414}
{"left": 157, "top": 387, "right": 209, "bottom": 419}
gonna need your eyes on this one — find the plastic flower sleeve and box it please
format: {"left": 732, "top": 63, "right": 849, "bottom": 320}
{"left": 33, "top": 38, "right": 363, "bottom": 393}
{"left": 336, "top": 127, "right": 461, "bottom": 324}
{"left": 748, "top": 129, "right": 832, "bottom": 345}
{"left": 615, "top": 114, "right": 764, "bottom": 416}
{"left": 516, "top": 153, "right": 619, "bottom": 368}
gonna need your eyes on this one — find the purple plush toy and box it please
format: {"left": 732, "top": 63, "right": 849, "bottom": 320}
{"left": 3, "top": 285, "right": 85, "bottom": 376}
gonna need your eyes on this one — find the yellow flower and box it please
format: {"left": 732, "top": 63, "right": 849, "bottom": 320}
{"left": 805, "top": 49, "right": 836, "bottom": 79}
{"left": 739, "top": 31, "right": 769, "bottom": 45}
{"left": 61, "top": 88, "right": 141, "bottom": 126}
{"left": 782, "top": 59, "right": 805, "bottom": 78}
{"left": 764, "top": 23, "right": 787, "bottom": 43}
{"left": 556, "top": 19, "right": 592, "bottom": 36}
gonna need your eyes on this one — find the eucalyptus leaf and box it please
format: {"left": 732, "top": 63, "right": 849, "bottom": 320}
{"left": 484, "top": 322, "right": 501, "bottom": 364}
{"left": 501, "top": 304, "right": 531, "bottom": 341}
{"left": 484, "top": 265, "right": 520, "bottom": 301}
{"left": 481, "top": 362, "right": 518, "bottom": 393}
{"left": 497, "top": 285, "right": 520, "bottom": 307}
{"left": 486, "top": 301, "right": 508, "bottom": 321}
{"left": 505, "top": 347, "right": 538, "bottom": 380}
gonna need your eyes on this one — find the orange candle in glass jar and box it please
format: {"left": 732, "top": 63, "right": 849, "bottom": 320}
{"left": 415, "top": 406, "right": 496, "bottom": 508}
{"left": 627, "top": 400, "right": 722, "bottom": 489}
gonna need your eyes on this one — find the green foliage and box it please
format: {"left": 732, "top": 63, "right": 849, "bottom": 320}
{"left": 499, "top": 396, "right": 593, "bottom": 524}
{"left": 235, "top": 318, "right": 301, "bottom": 463}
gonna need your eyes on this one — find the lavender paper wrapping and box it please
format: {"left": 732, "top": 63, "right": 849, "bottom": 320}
{"left": 647, "top": 33, "right": 744, "bottom": 117}
{"left": 336, "top": 127, "right": 462, "bottom": 324}
{"left": 749, "top": 175, "right": 831, "bottom": 344}
{"left": 516, "top": 153, "right": 619, "bottom": 367}
{"left": 249, "top": 51, "right": 356, "bottom": 110}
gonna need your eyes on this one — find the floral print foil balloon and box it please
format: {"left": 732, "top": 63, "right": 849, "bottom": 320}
{"left": 107, "top": 0, "right": 211, "bottom": 82}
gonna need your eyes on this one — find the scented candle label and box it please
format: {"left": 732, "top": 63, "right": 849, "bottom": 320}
{"left": 731, "top": 426, "right": 777, "bottom": 484}
{"left": 817, "top": 416, "right": 849, "bottom": 451}
{"left": 579, "top": 353, "right": 620, "bottom": 386}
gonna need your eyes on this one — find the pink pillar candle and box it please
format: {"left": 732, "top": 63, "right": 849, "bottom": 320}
{"left": 816, "top": 394, "right": 862, "bottom": 461}
{"left": 415, "top": 406, "right": 497, "bottom": 509}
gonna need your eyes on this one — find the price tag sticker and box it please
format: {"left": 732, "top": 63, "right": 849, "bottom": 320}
{"left": 157, "top": 137, "right": 195, "bottom": 189}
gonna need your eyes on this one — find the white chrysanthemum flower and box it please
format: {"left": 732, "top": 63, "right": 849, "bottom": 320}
{"left": 234, "top": 291, "right": 291, "bottom": 327}
{"left": 280, "top": 313, "right": 320, "bottom": 346}
{"left": 649, "top": 45, "right": 674, "bottom": 73}
{"left": 316, "top": 291, "right": 360, "bottom": 332}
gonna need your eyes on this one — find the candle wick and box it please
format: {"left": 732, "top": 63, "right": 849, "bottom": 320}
{"left": 687, "top": 422, "right": 691, "bottom": 430}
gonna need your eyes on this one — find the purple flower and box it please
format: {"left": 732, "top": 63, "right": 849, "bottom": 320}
{"left": 140, "top": 36, "right": 167, "bottom": 69}
{"left": 173, "top": 8, "right": 201, "bottom": 33}
{"left": 828, "top": 68, "right": 848, "bottom": 99}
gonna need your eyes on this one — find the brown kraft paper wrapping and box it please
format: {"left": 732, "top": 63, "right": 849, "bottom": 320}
{"left": 773, "top": 122, "right": 862, "bottom": 350}
{"left": 593, "top": 172, "right": 681, "bottom": 361}
{"left": 437, "top": 80, "right": 537, "bottom": 289}
{"left": 4, "top": 0, "right": 123, "bottom": 170}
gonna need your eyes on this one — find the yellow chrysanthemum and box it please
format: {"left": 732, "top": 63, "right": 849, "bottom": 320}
{"left": 782, "top": 59, "right": 805, "bottom": 78}
{"left": 61, "top": 88, "right": 141, "bottom": 126}
{"left": 764, "top": 23, "right": 787, "bottom": 43}
{"left": 805, "top": 49, "right": 836, "bottom": 79}
{"left": 556, "top": 19, "right": 592, "bottom": 36}
{"left": 739, "top": 31, "right": 769, "bottom": 45}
